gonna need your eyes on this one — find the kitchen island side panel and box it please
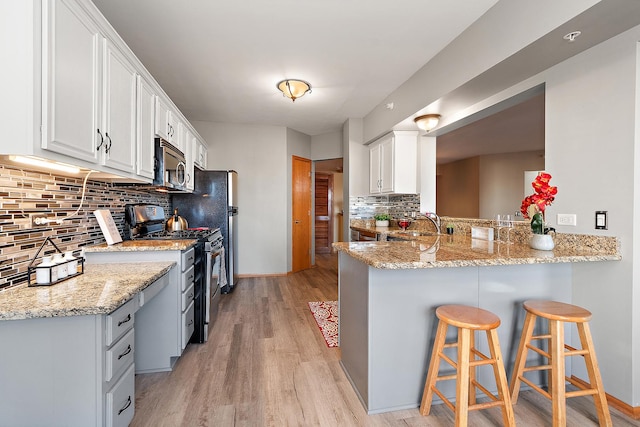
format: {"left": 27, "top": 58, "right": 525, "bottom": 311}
{"left": 338, "top": 252, "right": 370, "bottom": 408}
{"left": 367, "top": 265, "right": 478, "bottom": 414}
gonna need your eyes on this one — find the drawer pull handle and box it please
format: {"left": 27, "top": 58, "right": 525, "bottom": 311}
{"left": 188, "top": 293, "right": 194, "bottom": 299}
{"left": 118, "top": 396, "right": 132, "bottom": 415}
{"left": 118, "top": 344, "right": 132, "bottom": 360}
{"left": 188, "top": 319, "right": 193, "bottom": 326}
{"left": 118, "top": 314, "right": 131, "bottom": 327}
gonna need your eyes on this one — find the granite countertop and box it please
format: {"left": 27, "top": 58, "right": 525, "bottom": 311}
{"left": 333, "top": 234, "right": 621, "bottom": 269}
{"left": 84, "top": 239, "right": 197, "bottom": 252}
{"left": 0, "top": 262, "right": 175, "bottom": 321}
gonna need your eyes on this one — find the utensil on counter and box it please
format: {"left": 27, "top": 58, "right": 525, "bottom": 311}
{"left": 166, "top": 208, "right": 188, "bottom": 231}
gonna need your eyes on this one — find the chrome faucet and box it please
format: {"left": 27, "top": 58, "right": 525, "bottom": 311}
{"left": 424, "top": 212, "right": 441, "bottom": 234}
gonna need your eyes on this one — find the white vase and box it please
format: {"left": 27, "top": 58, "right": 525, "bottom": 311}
{"left": 375, "top": 220, "right": 389, "bottom": 227}
{"left": 529, "top": 234, "right": 555, "bottom": 251}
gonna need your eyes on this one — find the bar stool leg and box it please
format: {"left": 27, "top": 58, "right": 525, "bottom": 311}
{"left": 487, "top": 328, "right": 516, "bottom": 426}
{"left": 510, "top": 311, "right": 536, "bottom": 403}
{"left": 549, "top": 319, "right": 566, "bottom": 427}
{"left": 577, "top": 322, "right": 613, "bottom": 427}
{"left": 420, "top": 319, "right": 449, "bottom": 415}
{"left": 456, "top": 328, "right": 471, "bottom": 427}
{"left": 469, "top": 330, "right": 477, "bottom": 406}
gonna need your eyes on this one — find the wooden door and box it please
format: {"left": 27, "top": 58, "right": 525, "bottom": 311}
{"left": 315, "top": 173, "right": 333, "bottom": 254}
{"left": 292, "top": 156, "right": 312, "bottom": 272}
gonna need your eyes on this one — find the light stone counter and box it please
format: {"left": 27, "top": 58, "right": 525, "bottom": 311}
{"left": 335, "top": 233, "right": 621, "bottom": 269}
{"left": 0, "top": 261, "right": 175, "bottom": 320}
{"left": 85, "top": 239, "right": 197, "bottom": 252}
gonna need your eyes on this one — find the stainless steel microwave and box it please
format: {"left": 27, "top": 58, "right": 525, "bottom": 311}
{"left": 153, "top": 138, "right": 186, "bottom": 191}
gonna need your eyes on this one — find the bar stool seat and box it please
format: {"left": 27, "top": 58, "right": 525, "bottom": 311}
{"left": 510, "top": 300, "right": 612, "bottom": 427}
{"left": 420, "top": 305, "right": 515, "bottom": 426}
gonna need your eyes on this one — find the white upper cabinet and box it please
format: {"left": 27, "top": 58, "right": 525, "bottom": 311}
{"left": 101, "top": 39, "right": 137, "bottom": 174}
{"left": 42, "top": 0, "right": 101, "bottom": 164}
{"left": 136, "top": 75, "right": 156, "bottom": 179}
{"left": 369, "top": 131, "right": 418, "bottom": 194}
{"left": 1, "top": 0, "right": 209, "bottom": 183}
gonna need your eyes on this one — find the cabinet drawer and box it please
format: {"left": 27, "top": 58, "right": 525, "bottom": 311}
{"left": 182, "top": 282, "right": 194, "bottom": 312}
{"left": 106, "top": 299, "right": 136, "bottom": 346}
{"left": 181, "top": 247, "right": 195, "bottom": 271}
{"left": 106, "top": 363, "right": 135, "bottom": 427}
{"left": 181, "top": 264, "right": 194, "bottom": 291}
{"left": 106, "top": 328, "right": 135, "bottom": 383}
{"left": 182, "top": 300, "right": 195, "bottom": 349}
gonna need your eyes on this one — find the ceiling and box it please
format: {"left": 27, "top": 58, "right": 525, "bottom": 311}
{"left": 92, "top": 0, "right": 500, "bottom": 136}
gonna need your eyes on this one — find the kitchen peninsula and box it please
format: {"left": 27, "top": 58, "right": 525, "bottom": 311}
{"left": 333, "top": 234, "right": 621, "bottom": 414}
{"left": 0, "top": 261, "right": 175, "bottom": 427}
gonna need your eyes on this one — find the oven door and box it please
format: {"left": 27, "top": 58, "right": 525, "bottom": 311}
{"left": 205, "top": 248, "right": 221, "bottom": 342}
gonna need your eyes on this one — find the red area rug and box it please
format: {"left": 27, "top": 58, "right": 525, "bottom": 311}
{"left": 308, "top": 301, "right": 339, "bottom": 348}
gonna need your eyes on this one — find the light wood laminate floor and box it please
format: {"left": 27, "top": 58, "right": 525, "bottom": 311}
{"left": 131, "top": 254, "right": 639, "bottom": 426}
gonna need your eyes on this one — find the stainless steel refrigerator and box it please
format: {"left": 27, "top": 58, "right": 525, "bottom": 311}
{"left": 172, "top": 170, "right": 238, "bottom": 293}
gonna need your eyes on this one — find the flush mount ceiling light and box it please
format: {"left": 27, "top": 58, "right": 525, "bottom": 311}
{"left": 414, "top": 114, "right": 441, "bottom": 132}
{"left": 277, "top": 79, "right": 312, "bottom": 102}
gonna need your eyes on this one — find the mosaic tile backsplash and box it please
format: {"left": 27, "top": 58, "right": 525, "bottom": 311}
{"left": 0, "top": 163, "right": 170, "bottom": 289}
{"left": 349, "top": 194, "right": 420, "bottom": 219}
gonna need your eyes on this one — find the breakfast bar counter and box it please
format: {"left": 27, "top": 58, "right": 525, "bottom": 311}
{"left": 333, "top": 235, "right": 621, "bottom": 414}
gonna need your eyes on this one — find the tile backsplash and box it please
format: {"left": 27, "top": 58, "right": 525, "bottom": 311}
{"left": 0, "top": 163, "right": 169, "bottom": 289}
{"left": 349, "top": 194, "right": 420, "bottom": 219}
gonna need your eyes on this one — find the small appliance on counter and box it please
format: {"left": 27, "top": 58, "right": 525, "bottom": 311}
{"left": 172, "top": 170, "right": 238, "bottom": 293}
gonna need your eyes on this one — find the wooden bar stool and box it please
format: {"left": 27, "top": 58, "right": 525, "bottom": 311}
{"left": 510, "top": 300, "right": 612, "bottom": 427}
{"left": 420, "top": 305, "right": 515, "bottom": 426}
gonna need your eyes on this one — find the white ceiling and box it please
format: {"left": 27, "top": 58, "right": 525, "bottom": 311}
{"left": 92, "top": 0, "right": 500, "bottom": 136}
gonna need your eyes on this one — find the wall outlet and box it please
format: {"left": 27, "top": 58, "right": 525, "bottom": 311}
{"left": 30, "top": 214, "right": 49, "bottom": 227}
{"left": 557, "top": 213, "right": 577, "bottom": 226}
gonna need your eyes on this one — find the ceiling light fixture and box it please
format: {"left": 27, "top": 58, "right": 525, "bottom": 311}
{"left": 414, "top": 114, "right": 441, "bottom": 132}
{"left": 9, "top": 155, "right": 81, "bottom": 174}
{"left": 563, "top": 31, "right": 581, "bottom": 42}
{"left": 277, "top": 79, "right": 312, "bottom": 102}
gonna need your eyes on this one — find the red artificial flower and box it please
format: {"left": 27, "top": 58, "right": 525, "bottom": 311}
{"left": 521, "top": 173, "right": 558, "bottom": 219}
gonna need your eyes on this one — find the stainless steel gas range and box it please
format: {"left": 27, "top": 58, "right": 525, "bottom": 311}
{"left": 124, "top": 204, "right": 223, "bottom": 343}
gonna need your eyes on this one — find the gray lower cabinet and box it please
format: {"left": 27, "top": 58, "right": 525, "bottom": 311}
{"left": 86, "top": 247, "right": 195, "bottom": 373}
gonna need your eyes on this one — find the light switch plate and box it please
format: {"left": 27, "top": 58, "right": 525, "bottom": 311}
{"left": 595, "top": 211, "right": 608, "bottom": 230}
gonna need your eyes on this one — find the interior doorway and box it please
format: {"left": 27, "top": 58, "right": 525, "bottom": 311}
{"left": 314, "top": 158, "right": 344, "bottom": 252}
{"left": 292, "top": 156, "right": 312, "bottom": 272}
{"left": 314, "top": 173, "right": 333, "bottom": 253}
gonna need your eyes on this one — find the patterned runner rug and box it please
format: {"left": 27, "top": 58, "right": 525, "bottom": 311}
{"left": 308, "top": 301, "right": 338, "bottom": 348}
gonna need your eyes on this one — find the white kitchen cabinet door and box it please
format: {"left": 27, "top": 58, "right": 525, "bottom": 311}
{"left": 102, "top": 40, "right": 137, "bottom": 174}
{"left": 137, "top": 76, "right": 156, "bottom": 179}
{"left": 369, "top": 141, "right": 383, "bottom": 193}
{"left": 42, "top": 0, "right": 101, "bottom": 164}
{"left": 194, "top": 138, "right": 208, "bottom": 169}
{"left": 379, "top": 136, "right": 395, "bottom": 193}
{"left": 183, "top": 127, "right": 195, "bottom": 191}
{"left": 155, "top": 94, "right": 177, "bottom": 143}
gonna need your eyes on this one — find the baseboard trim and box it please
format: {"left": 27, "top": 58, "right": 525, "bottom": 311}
{"left": 237, "top": 273, "right": 287, "bottom": 278}
{"left": 571, "top": 375, "right": 640, "bottom": 419}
